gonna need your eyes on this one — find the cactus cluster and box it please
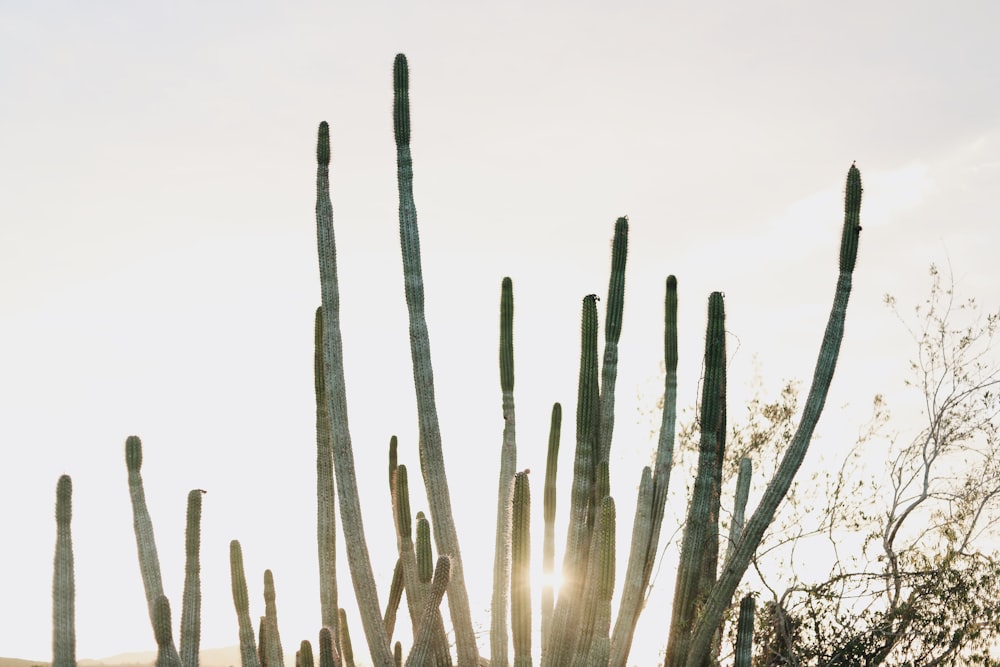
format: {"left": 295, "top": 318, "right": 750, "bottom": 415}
{"left": 49, "top": 53, "right": 863, "bottom": 667}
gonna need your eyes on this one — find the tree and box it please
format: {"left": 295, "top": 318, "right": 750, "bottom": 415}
{"left": 731, "top": 264, "right": 1000, "bottom": 666}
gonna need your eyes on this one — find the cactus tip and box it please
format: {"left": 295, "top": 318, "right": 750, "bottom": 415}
{"left": 317, "top": 122, "right": 330, "bottom": 167}
{"left": 125, "top": 435, "right": 143, "bottom": 472}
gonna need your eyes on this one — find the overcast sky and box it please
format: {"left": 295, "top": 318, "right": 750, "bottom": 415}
{"left": 1, "top": 2, "right": 998, "bottom": 665}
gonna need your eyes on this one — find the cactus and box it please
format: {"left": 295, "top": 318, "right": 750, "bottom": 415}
{"left": 299, "top": 641, "right": 314, "bottom": 667}
{"left": 263, "top": 570, "right": 285, "bottom": 667}
{"left": 52, "top": 474, "right": 75, "bottom": 667}
{"left": 404, "top": 556, "right": 452, "bottom": 667}
{"left": 338, "top": 608, "right": 356, "bottom": 667}
{"left": 392, "top": 52, "right": 478, "bottom": 666}
{"left": 180, "top": 489, "right": 205, "bottom": 667}
{"left": 125, "top": 436, "right": 172, "bottom": 635}
{"left": 733, "top": 595, "right": 755, "bottom": 667}
{"left": 597, "top": 216, "right": 629, "bottom": 466}
{"left": 314, "top": 119, "right": 393, "bottom": 666}
{"left": 510, "top": 471, "right": 532, "bottom": 667}
{"left": 586, "top": 497, "right": 616, "bottom": 666}
{"left": 665, "top": 291, "right": 727, "bottom": 667}
{"left": 229, "top": 540, "right": 260, "bottom": 667}
{"left": 314, "top": 308, "right": 340, "bottom": 647}
{"left": 540, "top": 402, "right": 562, "bottom": 658}
{"left": 318, "top": 627, "right": 341, "bottom": 667}
{"left": 491, "top": 276, "right": 517, "bottom": 667}
{"left": 382, "top": 558, "right": 404, "bottom": 641}
{"left": 153, "top": 595, "right": 182, "bottom": 667}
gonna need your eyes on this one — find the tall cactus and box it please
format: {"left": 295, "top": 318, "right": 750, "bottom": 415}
{"left": 180, "top": 489, "right": 206, "bottom": 667}
{"left": 314, "top": 119, "right": 393, "bottom": 665}
{"left": 491, "top": 276, "right": 517, "bottom": 667}
{"left": 392, "top": 52, "right": 478, "bottom": 665}
{"left": 314, "top": 308, "right": 340, "bottom": 647}
{"left": 680, "top": 163, "right": 863, "bottom": 666}
{"left": 510, "top": 471, "right": 532, "bottom": 667}
{"left": 230, "top": 540, "right": 260, "bottom": 667}
{"left": 52, "top": 474, "right": 75, "bottom": 667}
{"left": 733, "top": 595, "right": 756, "bottom": 667}
{"left": 125, "top": 435, "right": 171, "bottom": 635}
{"left": 540, "top": 402, "right": 562, "bottom": 658}
{"left": 597, "top": 216, "right": 629, "bottom": 466}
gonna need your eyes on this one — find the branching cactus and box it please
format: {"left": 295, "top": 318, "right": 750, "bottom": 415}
{"left": 180, "top": 489, "right": 206, "bottom": 667}
{"left": 52, "top": 474, "right": 75, "bottom": 667}
{"left": 491, "top": 276, "right": 517, "bottom": 667}
{"left": 392, "top": 52, "right": 478, "bottom": 666}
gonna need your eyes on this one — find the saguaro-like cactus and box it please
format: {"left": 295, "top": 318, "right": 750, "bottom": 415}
{"left": 510, "top": 471, "right": 532, "bottom": 667}
{"left": 230, "top": 540, "right": 260, "bottom": 667}
{"left": 125, "top": 436, "right": 170, "bottom": 631}
{"left": 314, "top": 308, "right": 340, "bottom": 648}
{"left": 540, "top": 402, "right": 562, "bottom": 658}
{"left": 53, "top": 474, "right": 75, "bottom": 667}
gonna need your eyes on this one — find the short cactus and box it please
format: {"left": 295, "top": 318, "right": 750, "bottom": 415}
{"left": 52, "top": 474, "right": 75, "bottom": 667}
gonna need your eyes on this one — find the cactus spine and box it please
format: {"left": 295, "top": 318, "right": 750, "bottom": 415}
{"left": 314, "top": 120, "right": 393, "bottom": 665}
{"left": 392, "top": 52, "right": 478, "bottom": 665}
{"left": 180, "top": 489, "right": 205, "bottom": 667}
{"left": 53, "top": 474, "right": 75, "bottom": 667}
{"left": 492, "top": 276, "right": 517, "bottom": 667}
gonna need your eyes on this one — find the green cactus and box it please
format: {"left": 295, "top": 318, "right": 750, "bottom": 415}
{"left": 180, "top": 489, "right": 205, "bottom": 667}
{"left": 382, "top": 558, "right": 404, "bottom": 641}
{"left": 229, "top": 540, "right": 259, "bottom": 667}
{"left": 318, "top": 627, "right": 341, "bottom": 667}
{"left": 540, "top": 402, "right": 561, "bottom": 658}
{"left": 404, "top": 556, "right": 451, "bottom": 667}
{"left": 392, "top": 52, "right": 478, "bottom": 666}
{"left": 125, "top": 436, "right": 171, "bottom": 633}
{"left": 587, "top": 497, "right": 616, "bottom": 666}
{"left": 52, "top": 474, "right": 75, "bottom": 667}
{"left": 314, "top": 119, "right": 393, "bottom": 666}
{"left": 390, "top": 463, "right": 423, "bottom": 638}
{"left": 299, "top": 641, "right": 314, "bottom": 667}
{"left": 665, "top": 291, "right": 726, "bottom": 667}
{"left": 543, "top": 295, "right": 600, "bottom": 667}
{"left": 314, "top": 308, "right": 340, "bottom": 645}
{"left": 492, "top": 276, "right": 517, "bottom": 667}
{"left": 338, "top": 608, "right": 356, "bottom": 667}
{"left": 263, "top": 570, "right": 284, "bottom": 667}
{"left": 733, "top": 595, "right": 755, "bottom": 667}
{"left": 680, "top": 163, "right": 862, "bottom": 667}
{"left": 598, "top": 216, "right": 629, "bottom": 466}
{"left": 725, "top": 458, "right": 752, "bottom": 564}
{"left": 510, "top": 471, "right": 532, "bottom": 667}
{"left": 153, "top": 595, "right": 182, "bottom": 667}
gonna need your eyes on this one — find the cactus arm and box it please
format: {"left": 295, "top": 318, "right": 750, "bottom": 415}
{"left": 338, "top": 609, "right": 356, "bottom": 667}
{"left": 299, "top": 641, "right": 314, "bottom": 667}
{"left": 572, "top": 463, "right": 610, "bottom": 664}
{"left": 314, "top": 308, "right": 340, "bottom": 642}
{"left": 683, "top": 163, "right": 863, "bottom": 667}
{"left": 733, "top": 595, "right": 755, "bottom": 667}
{"left": 608, "top": 466, "right": 651, "bottom": 667}
{"left": 404, "top": 556, "right": 452, "bottom": 667}
{"left": 52, "top": 474, "right": 75, "bottom": 667}
{"left": 125, "top": 435, "right": 170, "bottom": 633}
{"left": 390, "top": 464, "right": 425, "bottom": 637}
{"left": 318, "top": 627, "right": 342, "bottom": 667}
{"left": 540, "top": 402, "right": 562, "bottom": 658}
{"left": 597, "top": 217, "right": 629, "bottom": 465}
{"left": 510, "top": 471, "right": 532, "bottom": 667}
{"left": 180, "top": 489, "right": 206, "bottom": 667}
{"left": 586, "top": 497, "right": 616, "bottom": 666}
{"left": 665, "top": 292, "right": 726, "bottom": 667}
{"left": 491, "top": 276, "right": 517, "bottom": 667}
{"left": 543, "top": 295, "right": 600, "bottom": 667}
{"left": 382, "top": 558, "right": 404, "bottom": 641}
{"left": 263, "top": 570, "right": 285, "bottom": 667}
{"left": 229, "top": 540, "right": 260, "bottom": 667}
{"left": 725, "top": 458, "right": 752, "bottom": 564}
{"left": 154, "top": 595, "right": 183, "bottom": 667}
{"left": 314, "top": 120, "right": 394, "bottom": 666}
{"left": 392, "top": 52, "right": 478, "bottom": 665}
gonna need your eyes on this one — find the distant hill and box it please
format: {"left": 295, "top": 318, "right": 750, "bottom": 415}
{"left": 1, "top": 646, "right": 242, "bottom": 667}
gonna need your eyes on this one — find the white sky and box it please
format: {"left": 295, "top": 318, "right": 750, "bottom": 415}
{"left": 1, "top": 2, "right": 999, "bottom": 665}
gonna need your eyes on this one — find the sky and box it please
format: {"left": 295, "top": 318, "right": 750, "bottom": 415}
{"left": 1, "top": 1, "right": 999, "bottom": 665}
